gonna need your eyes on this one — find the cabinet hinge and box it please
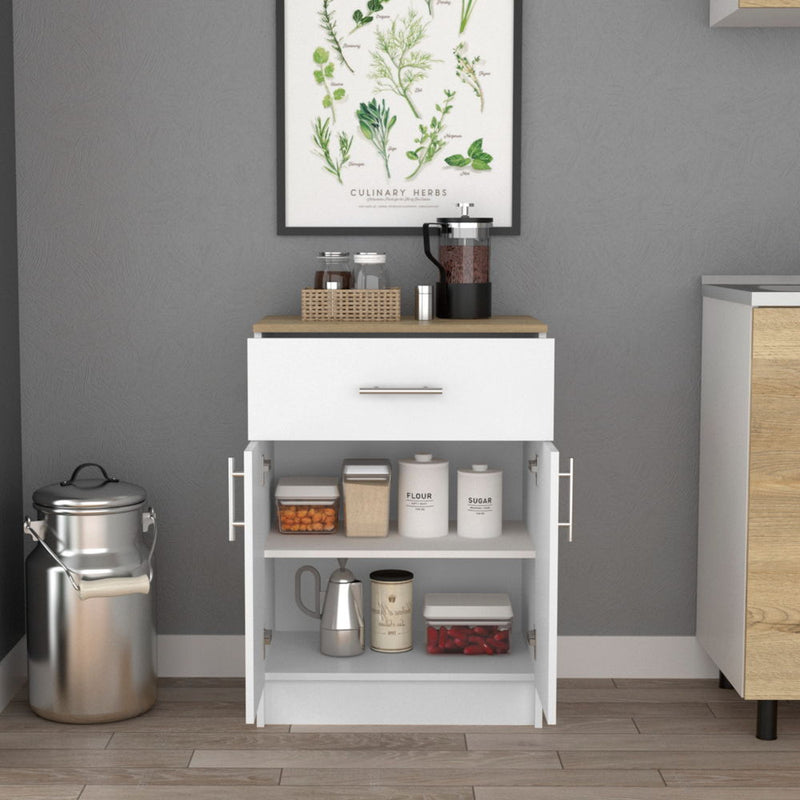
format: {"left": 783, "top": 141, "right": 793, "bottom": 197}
{"left": 528, "top": 457, "right": 539, "bottom": 485}
{"left": 527, "top": 629, "right": 536, "bottom": 658}
{"left": 264, "top": 628, "right": 272, "bottom": 657}
{"left": 261, "top": 458, "right": 272, "bottom": 486}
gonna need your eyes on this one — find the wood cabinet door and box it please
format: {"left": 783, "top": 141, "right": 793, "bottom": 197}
{"left": 746, "top": 307, "right": 800, "bottom": 698}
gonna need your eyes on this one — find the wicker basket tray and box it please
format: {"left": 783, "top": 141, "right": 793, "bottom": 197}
{"left": 301, "top": 288, "right": 401, "bottom": 321}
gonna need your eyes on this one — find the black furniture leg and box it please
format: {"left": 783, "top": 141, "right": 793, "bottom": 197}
{"left": 718, "top": 671, "right": 734, "bottom": 690}
{"left": 756, "top": 700, "right": 778, "bottom": 740}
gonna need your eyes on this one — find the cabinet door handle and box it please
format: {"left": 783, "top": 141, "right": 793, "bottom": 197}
{"left": 558, "top": 457, "right": 575, "bottom": 543}
{"left": 227, "top": 457, "right": 245, "bottom": 542}
{"left": 358, "top": 386, "right": 444, "bottom": 395}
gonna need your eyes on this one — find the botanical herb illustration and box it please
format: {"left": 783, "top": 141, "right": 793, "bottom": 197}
{"left": 459, "top": 0, "right": 478, "bottom": 34}
{"left": 444, "top": 138, "right": 493, "bottom": 171}
{"left": 454, "top": 42, "right": 484, "bottom": 112}
{"left": 424, "top": 0, "right": 433, "bottom": 14}
{"left": 351, "top": 0, "right": 391, "bottom": 34}
{"left": 368, "top": 10, "right": 434, "bottom": 120}
{"left": 312, "top": 116, "right": 353, "bottom": 183}
{"left": 405, "top": 89, "right": 456, "bottom": 179}
{"left": 356, "top": 98, "right": 397, "bottom": 179}
{"left": 313, "top": 47, "right": 346, "bottom": 123}
{"left": 319, "top": 0, "right": 353, "bottom": 73}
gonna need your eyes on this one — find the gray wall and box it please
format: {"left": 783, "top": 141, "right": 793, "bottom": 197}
{"left": 12, "top": 0, "right": 800, "bottom": 637}
{"left": 0, "top": 0, "right": 22, "bottom": 661}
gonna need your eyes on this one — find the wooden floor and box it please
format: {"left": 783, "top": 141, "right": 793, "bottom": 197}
{"left": 2, "top": 678, "right": 800, "bottom": 799}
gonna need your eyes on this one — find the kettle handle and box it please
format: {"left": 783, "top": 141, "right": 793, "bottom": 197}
{"left": 295, "top": 565, "right": 322, "bottom": 619}
{"left": 422, "top": 223, "right": 448, "bottom": 285}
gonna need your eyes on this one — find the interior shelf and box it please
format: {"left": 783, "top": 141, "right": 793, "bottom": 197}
{"left": 264, "top": 520, "right": 535, "bottom": 559}
{"left": 265, "top": 631, "right": 534, "bottom": 682}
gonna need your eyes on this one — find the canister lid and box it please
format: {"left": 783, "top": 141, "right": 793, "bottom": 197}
{"left": 342, "top": 459, "right": 392, "bottom": 481}
{"left": 32, "top": 464, "right": 147, "bottom": 511}
{"left": 399, "top": 453, "right": 447, "bottom": 466}
{"left": 457, "top": 464, "right": 502, "bottom": 475}
{"left": 423, "top": 592, "right": 513, "bottom": 621}
{"left": 370, "top": 569, "right": 414, "bottom": 582}
{"left": 275, "top": 476, "right": 340, "bottom": 500}
{"left": 353, "top": 252, "right": 386, "bottom": 263}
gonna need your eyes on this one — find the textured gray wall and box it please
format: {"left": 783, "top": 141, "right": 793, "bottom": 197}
{"left": 0, "top": 0, "right": 22, "bottom": 661}
{"left": 13, "top": 0, "right": 800, "bottom": 637}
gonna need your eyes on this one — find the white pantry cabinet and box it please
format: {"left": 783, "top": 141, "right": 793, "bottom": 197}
{"left": 229, "top": 315, "right": 571, "bottom": 726}
{"left": 711, "top": 0, "right": 800, "bottom": 26}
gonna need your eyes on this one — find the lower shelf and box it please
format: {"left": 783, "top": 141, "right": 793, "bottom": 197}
{"left": 258, "top": 631, "right": 540, "bottom": 726}
{"left": 265, "top": 630, "right": 534, "bottom": 681}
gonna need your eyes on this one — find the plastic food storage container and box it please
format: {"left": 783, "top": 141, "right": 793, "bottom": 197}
{"left": 424, "top": 593, "right": 512, "bottom": 654}
{"left": 275, "top": 477, "right": 339, "bottom": 534}
{"left": 342, "top": 459, "right": 392, "bottom": 537}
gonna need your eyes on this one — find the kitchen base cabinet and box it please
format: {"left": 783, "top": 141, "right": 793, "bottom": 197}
{"left": 698, "top": 278, "right": 800, "bottom": 739}
{"left": 711, "top": 0, "right": 800, "bottom": 26}
{"left": 231, "top": 317, "right": 568, "bottom": 727}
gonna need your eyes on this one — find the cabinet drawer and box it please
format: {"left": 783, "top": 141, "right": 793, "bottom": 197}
{"left": 247, "top": 337, "right": 554, "bottom": 441}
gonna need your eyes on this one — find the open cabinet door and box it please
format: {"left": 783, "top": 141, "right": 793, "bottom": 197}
{"left": 244, "top": 441, "right": 272, "bottom": 724}
{"left": 524, "top": 440, "right": 559, "bottom": 724}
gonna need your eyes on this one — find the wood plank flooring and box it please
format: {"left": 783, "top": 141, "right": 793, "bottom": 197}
{"left": 1, "top": 678, "right": 800, "bottom": 799}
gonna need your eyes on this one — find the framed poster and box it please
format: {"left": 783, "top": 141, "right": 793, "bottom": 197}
{"left": 277, "top": 0, "right": 521, "bottom": 235}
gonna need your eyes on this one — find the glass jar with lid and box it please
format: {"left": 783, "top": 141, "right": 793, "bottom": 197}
{"left": 353, "top": 252, "right": 389, "bottom": 290}
{"left": 314, "top": 251, "right": 352, "bottom": 290}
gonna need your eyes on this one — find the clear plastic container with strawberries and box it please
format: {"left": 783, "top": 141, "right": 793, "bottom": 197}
{"left": 423, "top": 593, "right": 513, "bottom": 655}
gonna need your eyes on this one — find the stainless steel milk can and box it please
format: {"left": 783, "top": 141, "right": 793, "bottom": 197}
{"left": 23, "top": 463, "right": 158, "bottom": 723}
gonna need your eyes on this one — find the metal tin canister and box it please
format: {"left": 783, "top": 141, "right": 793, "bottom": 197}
{"left": 369, "top": 569, "right": 414, "bottom": 653}
{"left": 23, "top": 463, "right": 157, "bottom": 723}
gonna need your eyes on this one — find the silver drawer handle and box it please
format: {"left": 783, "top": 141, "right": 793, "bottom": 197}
{"left": 358, "top": 386, "right": 444, "bottom": 395}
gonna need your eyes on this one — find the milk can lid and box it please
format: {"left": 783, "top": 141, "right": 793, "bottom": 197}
{"left": 32, "top": 463, "right": 147, "bottom": 511}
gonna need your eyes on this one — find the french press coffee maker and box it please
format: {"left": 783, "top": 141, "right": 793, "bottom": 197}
{"left": 423, "top": 202, "right": 493, "bottom": 319}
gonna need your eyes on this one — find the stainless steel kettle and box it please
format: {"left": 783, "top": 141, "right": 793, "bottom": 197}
{"left": 295, "top": 559, "right": 365, "bottom": 657}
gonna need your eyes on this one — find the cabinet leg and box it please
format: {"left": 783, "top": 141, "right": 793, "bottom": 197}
{"left": 756, "top": 700, "right": 778, "bottom": 740}
{"left": 718, "top": 671, "right": 734, "bottom": 690}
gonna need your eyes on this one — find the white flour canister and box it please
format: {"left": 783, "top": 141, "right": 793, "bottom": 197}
{"left": 397, "top": 453, "right": 449, "bottom": 538}
{"left": 457, "top": 464, "right": 502, "bottom": 538}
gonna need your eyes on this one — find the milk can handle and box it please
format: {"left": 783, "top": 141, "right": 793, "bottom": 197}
{"left": 61, "top": 462, "right": 119, "bottom": 487}
{"left": 23, "top": 509, "right": 157, "bottom": 599}
{"left": 23, "top": 517, "right": 81, "bottom": 593}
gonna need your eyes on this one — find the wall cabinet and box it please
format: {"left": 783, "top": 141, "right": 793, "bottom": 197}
{"left": 230, "top": 316, "right": 570, "bottom": 726}
{"left": 698, "top": 277, "right": 800, "bottom": 738}
{"left": 711, "top": 0, "right": 800, "bottom": 26}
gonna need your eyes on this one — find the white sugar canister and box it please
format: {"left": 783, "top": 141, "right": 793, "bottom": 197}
{"left": 397, "top": 453, "right": 449, "bottom": 538}
{"left": 457, "top": 464, "right": 502, "bottom": 538}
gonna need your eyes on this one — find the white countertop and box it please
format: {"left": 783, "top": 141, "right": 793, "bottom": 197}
{"left": 703, "top": 275, "right": 800, "bottom": 306}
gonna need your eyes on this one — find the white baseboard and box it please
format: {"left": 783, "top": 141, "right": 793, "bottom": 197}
{"left": 0, "top": 638, "right": 27, "bottom": 711}
{"left": 3, "top": 635, "right": 719, "bottom": 688}
{"left": 157, "top": 634, "right": 718, "bottom": 679}
{"left": 558, "top": 636, "right": 717, "bottom": 679}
